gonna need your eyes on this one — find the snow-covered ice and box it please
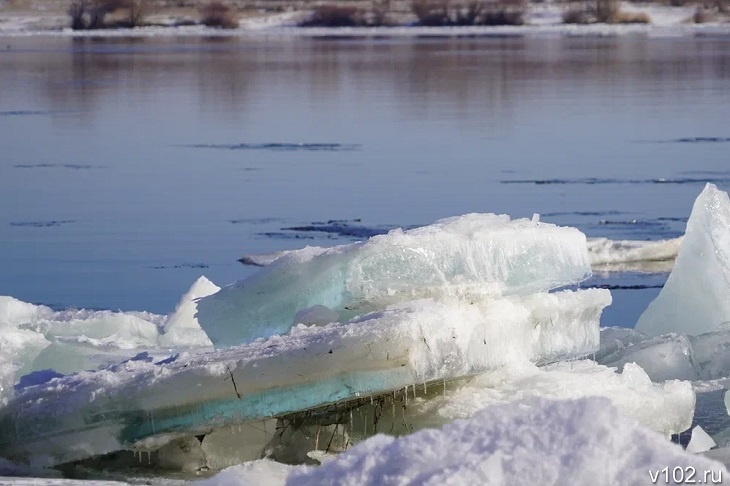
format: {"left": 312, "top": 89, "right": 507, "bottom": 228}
{"left": 636, "top": 183, "right": 730, "bottom": 337}
{"left": 199, "top": 214, "right": 592, "bottom": 347}
{"left": 286, "top": 397, "right": 723, "bottom": 486}
{"left": 0, "top": 289, "right": 609, "bottom": 466}
{"left": 241, "top": 236, "right": 681, "bottom": 273}
{"left": 0, "top": 277, "right": 217, "bottom": 404}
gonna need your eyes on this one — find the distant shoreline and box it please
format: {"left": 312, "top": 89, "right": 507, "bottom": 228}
{"left": 1, "top": 0, "right": 729, "bottom": 36}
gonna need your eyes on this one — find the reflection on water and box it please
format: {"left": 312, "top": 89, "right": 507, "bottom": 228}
{"left": 0, "top": 35, "right": 728, "bottom": 317}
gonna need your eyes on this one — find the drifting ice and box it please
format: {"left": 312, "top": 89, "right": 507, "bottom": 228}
{"left": 198, "top": 214, "right": 592, "bottom": 347}
{"left": 636, "top": 183, "right": 730, "bottom": 337}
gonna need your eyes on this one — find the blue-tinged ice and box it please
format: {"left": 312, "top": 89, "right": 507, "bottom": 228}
{"left": 636, "top": 183, "right": 730, "bottom": 337}
{"left": 0, "top": 289, "right": 609, "bottom": 467}
{"left": 198, "top": 214, "right": 592, "bottom": 347}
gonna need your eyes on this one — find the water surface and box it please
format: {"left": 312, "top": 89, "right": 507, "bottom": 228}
{"left": 1, "top": 34, "right": 728, "bottom": 324}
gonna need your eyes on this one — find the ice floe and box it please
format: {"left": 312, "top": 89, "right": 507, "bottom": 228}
{"left": 636, "top": 183, "right": 730, "bottom": 337}
{"left": 199, "top": 213, "right": 592, "bottom": 347}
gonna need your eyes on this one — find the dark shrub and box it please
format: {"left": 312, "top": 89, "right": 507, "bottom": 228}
{"left": 199, "top": 1, "right": 239, "bottom": 29}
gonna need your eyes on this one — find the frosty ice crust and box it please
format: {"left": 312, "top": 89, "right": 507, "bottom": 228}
{"left": 0, "top": 289, "right": 609, "bottom": 467}
{"left": 198, "top": 214, "right": 593, "bottom": 348}
{"left": 636, "top": 183, "right": 730, "bottom": 337}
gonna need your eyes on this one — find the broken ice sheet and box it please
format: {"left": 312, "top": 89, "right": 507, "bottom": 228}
{"left": 198, "top": 213, "right": 592, "bottom": 348}
{"left": 0, "top": 289, "right": 609, "bottom": 467}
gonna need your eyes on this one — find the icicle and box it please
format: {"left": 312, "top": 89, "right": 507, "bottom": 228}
{"left": 146, "top": 451, "right": 151, "bottom": 465}
{"left": 412, "top": 383, "right": 416, "bottom": 399}
{"left": 315, "top": 425, "right": 321, "bottom": 450}
{"left": 423, "top": 382, "right": 427, "bottom": 394}
{"left": 443, "top": 378, "right": 446, "bottom": 397}
{"left": 370, "top": 396, "right": 373, "bottom": 405}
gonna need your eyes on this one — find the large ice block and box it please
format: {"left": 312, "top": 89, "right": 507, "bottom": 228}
{"left": 636, "top": 184, "right": 730, "bottom": 337}
{"left": 598, "top": 333, "right": 699, "bottom": 382}
{"left": 198, "top": 214, "right": 592, "bottom": 347}
{"left": 0, "top": 289, "right": 609, "bottom": 467}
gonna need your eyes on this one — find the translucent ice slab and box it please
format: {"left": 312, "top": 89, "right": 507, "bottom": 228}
{"left": 0, "top": 289, "right": 609, "bottom": 467}
{"left": 199, "top": 214, "right": 592, "bottom": 347}
{"left": 636, "top": 184, "right": 730, "bottom": 337}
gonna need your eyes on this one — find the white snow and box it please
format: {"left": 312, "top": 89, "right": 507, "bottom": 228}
{"left": 636, "top": 183, "right": 730, "bottom": 337}
{"left": 160, "top": 276, "right": 219, "bottom": 348}
{"left": 402, "top": 360, "right": 694, "bottom": 439}
{"left": 198, "top": 213, "right": 592, "bottom": 347}
{"left": 286, "top": 396, "right": 724, "bottom": 486}
{"left": 198, "top": 460, "right": 298, "bottom": 486}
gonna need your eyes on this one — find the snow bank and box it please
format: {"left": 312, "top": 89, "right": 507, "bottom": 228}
{"left": 353, "top": 360, "right": 694, "bottom": 440}
{"left": 0, "top": 290, "right": 609, "bottom": 466}
{"left": 199, "top": 214, "right": 592, "bottom": 347}
{"left": 636, "top": 183, "right": 730, "bottom": 337}
{"left": 287, "top": 397, "right": 723, "bottom": 486}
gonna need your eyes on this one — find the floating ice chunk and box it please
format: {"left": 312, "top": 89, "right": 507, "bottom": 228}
{"left": 587, "top": 237, "right": 681, "bottom": 272}
{"left": 160, "top": 276, "right": 219, "bottom": 348}
{"left": 636, "top": 184, "right": 730, "bottom": 337}
{"left": 0, "top": 298, "right": 53, "bottom": 405}
{"left": 29, "top": 311, "right": 163, "bottom": 375}
{"left": 595, "top": 327, "right": 647, "bottom": 362}
{"left": 0, "top": 296, "right": 53, "bottom": 326}
{"left": 0, "top": 289, "right": 608, "bottom": 466}
{"left": 287, "top": 397, "right": 722, "bottom": 486}
{"left": 689, "top": 324, "right": 730, "bottom": 380}
{"left": 199, "top": 214, "right": 592, "bottom": 347}
{"left": 687, "top": 425, "right": 717, "bottom": 454}
{"left": 597, "top": 333, "right": 699, "bottom": 382}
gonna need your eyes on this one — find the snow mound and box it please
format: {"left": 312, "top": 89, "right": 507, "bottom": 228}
{"left": 401, "top": 360, "right": 694, "bottom": 439}
{"left": 287, "top": 397, "right": 724, "bottom": 486}
{"left": 636, "top": 183, "right": 730, "bottom": 337}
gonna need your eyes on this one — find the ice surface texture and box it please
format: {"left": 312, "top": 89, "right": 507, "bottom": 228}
{"left": 636, "top": 183, "right": 730, "bottom": 336}
{"left": 199, "top": 214, "right": 592, "bottom": 347}
{"left": 0, "top": 277, "right": 216, "bottom": 405}
{"left": 0, "top": 290, "right": 608, "bottom": 466}
{"left": 287, "top": 397, "right": 722, "bottom": 486}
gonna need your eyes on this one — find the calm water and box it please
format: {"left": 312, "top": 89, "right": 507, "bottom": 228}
{"left": 0, "top": 34, "right": 728, "bottom": 325}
